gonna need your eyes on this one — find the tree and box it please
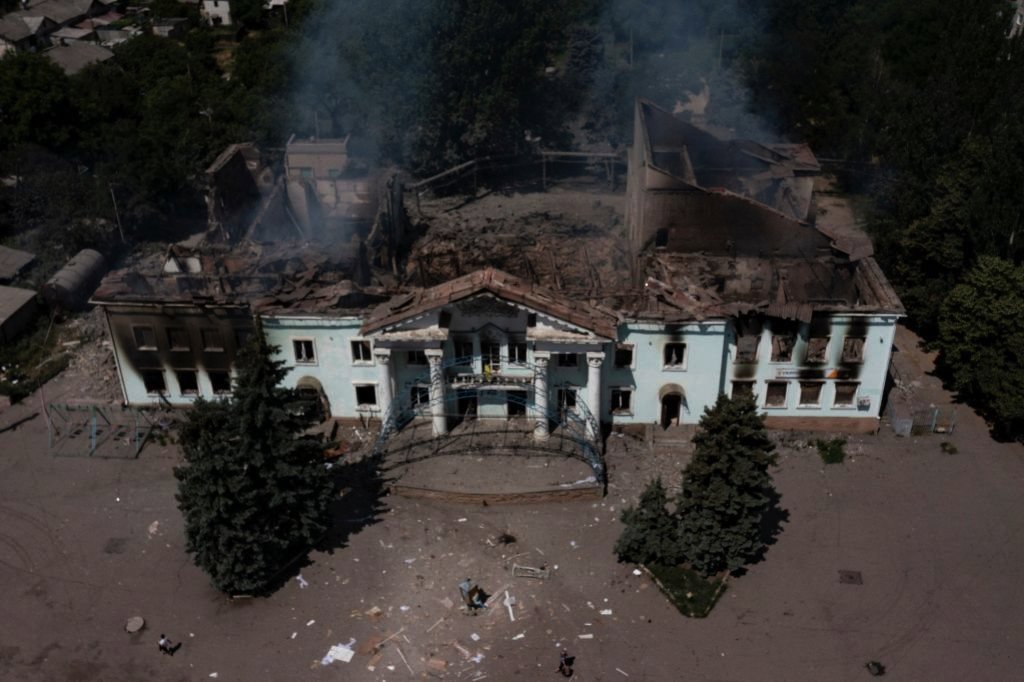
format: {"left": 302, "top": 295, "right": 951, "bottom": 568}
{"left": 676, "top": 393, "right": 777, "bottom": 576}
{"left": 614, "top": 477, "right": 682, "bottom": 566}
{"left": 0, "top": 53, "right": 76, "bottom": 151}
{"left": 938, "top": 257, "right": 1024, "bottom": 441}
{"left": 175, "top": 326, "right": 334, "bottom": 595}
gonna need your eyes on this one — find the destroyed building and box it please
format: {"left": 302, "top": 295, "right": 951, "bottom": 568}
{"left": 93, "top": 99, "right": 903, "bottom": 439}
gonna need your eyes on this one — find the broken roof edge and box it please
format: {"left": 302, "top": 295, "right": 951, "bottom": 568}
{"left": 361, "top": 267, "right": 619, "bottom": 339}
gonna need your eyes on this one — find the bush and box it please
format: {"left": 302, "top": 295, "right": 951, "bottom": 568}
{"left": 614, "top": 477, "right": 682, "bottom": 566}
{"left": 815, "top": 438, "right": 846, "bottom": 464}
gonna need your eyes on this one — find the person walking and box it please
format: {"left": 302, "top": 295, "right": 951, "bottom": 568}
{"left": 158, "top": 634, "right": 179, "bottom": 656}
{"left": 558, "top": 649, "right": 574, "bottom": 677}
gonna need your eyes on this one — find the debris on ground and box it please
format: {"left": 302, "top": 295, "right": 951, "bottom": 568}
{"left": 321, "top": 640, "right": 356, "bottom": 665}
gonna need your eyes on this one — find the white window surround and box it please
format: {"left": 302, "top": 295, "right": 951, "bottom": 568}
{"left": 663, "top": 342, "right": 687, "bottom": 370}
{"left": 350, "top": 339, "right": 373, "bottom": 364}
{"left": 797, "top": 381, "right": 824, "bottom": 408}
{"left": 764, "top": 381, "right": 788, "bottom": 409}
{"left": 292, "top": 338, "right": 316, "bottom": 365}
{"left": 353, "top": 382, "right": 379, "bottom": 409}
{"left": 610, "top": 386, "right": 634, "bottom": 415}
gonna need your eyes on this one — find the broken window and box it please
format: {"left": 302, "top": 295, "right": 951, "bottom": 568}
{"left": 142, "top": 370, "right": 166, "bottom": 395}
{"left": 454, "top": 338, "right": 474, "bottom": 362}
{"left": 655, "top": 228, "right": 668, "bottom": 247}
{"left": 610, "top": 388, "right": 632, "bottom": 414}
{"left": 351, "top": 340, "right": 372, "bottom": 363}
{"left": 771, "top": 334, "right": 796, "bottom": 362}
{"left": 481, "top": 341, "right": 501, "bottom": 369}
{"left": 133, "top": 326, "right": 157, "bottom": 351}
{"left": 765, "top": 382, "right": 788, "bottom": 407}
{"left": 410, "top": 385, "right": 429, "bottom": 406}
{"left": 176, "top": 370, "right": 199, "bottom": 395}
{"left": 166, "top": 328, "right": 189, "bottom": 351}
{"left": 799, "top": 382, "right": 823, "bottom": 406}
{"left": 842, "top": 337, "right": 865, "bottom": 364}
{"left": 557, "top": 353, "right": 578, "bottom": 368}
{"left": 527, "top": 313, "right": 537, "bottom": 327}
{"left": 355, "top": 384, "right": 377, "bottom": 407}
{"left": 663, "top": 343, "right": 686, "bottom": 368}
{"left": 734, "top": 318, "right": 763, "bottom": 363}
{"left": 614, "top": 344, "right": 634, "bottom": 368}
{"left": 558, "top": 387, "right": 577, "bottom": 412}
{"left": 834, "top": 382, "right": 858, "bottom": 407}
{"left": 507, "top": 390, "right": 527, "bottom": 417}
{"left": 805, "top": 337, "right": 829, "bottom": 364}
{"left": 407, "top": 350, "right": 427, "bottom": 366}
{"left": 732, "top": 381, "right": 755, "bottom": 399}
{"left": 293, "top": 339, "right": 315, "bottom": 364}
{"left": 209, "top": 371, "right": 232, "bottom": 394}
{"left": 201, "top": 329, "right": 224, "bottom": 352}
{"left": 508, "top": 338, "right": 527, "bottom": 364}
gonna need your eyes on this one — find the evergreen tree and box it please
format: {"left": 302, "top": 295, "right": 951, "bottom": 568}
{"left": 677, "top": 393, "right": 777, "bottom": 576}
{"left": 614, "top": 477, "right": 681, "bottom": 566}
{"left": 175, "top": 324, "right": 334, "bottom": 595}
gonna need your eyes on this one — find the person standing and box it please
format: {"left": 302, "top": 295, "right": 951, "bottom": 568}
{"left": 558, "top": 649, "right": 574, "bottom": 677}
{"left": 158, "top": 634, "right": 179, "bottom": 656}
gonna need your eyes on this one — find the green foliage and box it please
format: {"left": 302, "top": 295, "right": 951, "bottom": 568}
{"left": 174, "top": 326, "right": 334, "bottom": 595}
{"left": 938, "top": 257, "right": 1024, "bottom": 440}
{"left": 614, "top": 477, "right": 682, "bottom": 566}
{"left": 815, "top": 438, "right": 846, "bottom": 465}
{"left": 0, "top": 53, "right": 76, "bottom": 151}
{"left": 645, "top": 563, "right": 727, "bottom": 618}
{"left": 677, "top": 393, "right": 777, "bottom": 577}
{"left": 940, "top": 441, "right": 958, "bottom": 455}
{"left": 0, "top": 313, "right": 68, "bottom": 403}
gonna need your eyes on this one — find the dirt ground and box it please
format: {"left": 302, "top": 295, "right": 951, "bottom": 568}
{"left": 2, "top": 326, "right": 1024, "bottom": 682}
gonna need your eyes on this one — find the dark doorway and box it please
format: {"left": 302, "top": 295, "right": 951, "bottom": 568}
{"left": 661, "top": 393, "right": 682, "bottom": 429}
{"left": 456, "top": 390, "right": 478, "bottom": 423}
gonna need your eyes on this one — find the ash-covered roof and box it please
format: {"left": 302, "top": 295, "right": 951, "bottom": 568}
{"left": 0, "top": 246, "right": 36, "bottom": 283}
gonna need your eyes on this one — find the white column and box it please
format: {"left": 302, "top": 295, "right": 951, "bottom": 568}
{"left": 533, "top": 351, "right": 550, "bottom": 441}
{"left": 426, "top": 348, "right": 447, "bottom": 437}
{"left": 586, "top": 351, "right": 605, "bottom": 440}
{"left": 373, "top": 348, "right": 392, "bottom": 418}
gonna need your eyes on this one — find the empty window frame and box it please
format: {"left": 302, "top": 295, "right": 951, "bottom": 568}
{"left": 293, "top": 339, "right": 316, "bottom": 364}
{"left": 407, "top": 349, "right": 427, "bottom": 366}
{"left": 454, "top": 337, "right": 474, "bottom": 362}
{"left": 133, "top": 326, "right": 157, "bottom": 351}
{"left": 481, "top": 341, "right": 501, "bottom": 369}
{"left": 842, "top": 336, "right": 865, "bottom": 364}
{"left": 663, "top": 343, "right": 686, "bottom": 368}
{"left": 507, "top": 338, "right": 528, "bottom": 364}
{"left": 142, "top": 369, "right": 166, "bottom": 394}
{"left": 614, "top": 343, "right": 634, "bottom": 368}
{"left": 351, "top": 340, "right": 372, "bottom": 363}
{"left": 765, "top": 381, "right": 788, "bottom": 407}
{"left": 410, "top": 385, "right": 429, "bottom": 407}
{"left": 770, "top": 320, "right": 798, "bottom": 362}
{"left": 734, "top": 317, "right": 763, "bottom": 363}
{"left": 833, "top": 382, "right": 859, "bottom": 407}
{"left": 557, "top": 352, "right": 578, "bottom": 368}
{"left": 209, "top": 371, "right": 232, "bottom": 394}
{"left": 799, "top": 382, "right": 823, "bottom": 407}
{"left": 507, "top": 390, "right": 527, "bottom": 417}
{"left": 732, "top": 381, "right": 755, "bottom": 399}
{"left": 166, "top": 328, "right": 190, "bottom": 351}
{"left": 201, "top": 329, "right": 224, "bottom": 352}
{"left": 805, "top": 336, "right": 829, "bottom": 364}
{"left": 610, "top": 387, "right": 632, "bottom": 414}
{"left": 354, "top": 384, "right": 377, "bottom": 407}
{"left": 557, "top": 387, "right": 577, "bottom": 412}
{"left": 176, "top": 370, "right": 199, "bottom": 395}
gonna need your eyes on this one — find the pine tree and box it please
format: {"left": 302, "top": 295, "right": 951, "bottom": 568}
{"left": 614, "top": 477, "right": 682, "bottom": 566}
{"left": 677, "top": 393, "right": 777, "bottom": 576}
{"left": 174, "top": 323, "right": 334, "bottom": 595}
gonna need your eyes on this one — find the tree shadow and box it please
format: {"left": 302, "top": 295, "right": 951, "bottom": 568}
{"left": 733, "top": 489, "right": 789, "bottom": 576}
{"left": 256, "top": 457, "right": 388, "bottom": 596}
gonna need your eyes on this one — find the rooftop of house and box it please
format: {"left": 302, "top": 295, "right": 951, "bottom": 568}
{"left": 44, "top": 40, "right": 112, "bottom": 75}
{"left": 0, "top": 245, "right": 36, "bottom": 283}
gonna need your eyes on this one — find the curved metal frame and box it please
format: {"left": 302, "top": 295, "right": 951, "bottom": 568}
{"left": 372, "top": 355, "right": 605, "bottom": 483}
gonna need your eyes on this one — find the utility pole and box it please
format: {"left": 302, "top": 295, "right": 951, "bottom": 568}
{"left": 108, "top": 183, "right": 125, "bottom": 244}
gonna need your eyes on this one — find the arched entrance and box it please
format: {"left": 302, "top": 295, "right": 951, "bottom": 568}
{"left": 295, "top": 376, "right": 330, "bottom": 422}
{"left": 659, "top": 384, "right": 685, "bottom": 429}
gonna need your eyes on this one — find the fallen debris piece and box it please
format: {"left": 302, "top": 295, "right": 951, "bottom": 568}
{"left": 124, "top": 616, "right": 145, "bottom": 633}
{"left": 470, "top": 633, "right": 480, "bottom": 641}
{"left": 365, "top": 606, "right": 383, "bottom": 618}
{"left": 503, "top": 591, "right": 516, "bottom": 622}
{"left": 147, "top": 521, "right": 159, "bottom": 537}
{"left": 632, "top": 569, "right": 642, "bottom": 576}
{"left": 306, "top": 619, "right": 316, "bottom": 627}
{"left": 426, "top": 617, "right": 445, "bottom": 633}
{"left": 600, "top": 609, "right": 613, "bottom": 616}
{"left": 512, "top": 563, "right": 550, "bottom": 580}
{"left": 616, "top": 667, "right": 629, "bottom": 676}
{"left": 321, "top": 643, "right": 355, "bottom": 665}
{"left": 451, "top": 641, "right": 471, "bottom": 659}
{"left": 511, "top": 633, "right": 525, "bottom": 640}
{"left": 470, "top": 652, "right": 485, "bottom": 663}
{"left": 578, "top": 634, "right": 594, "bottom": 640}
{"left": 428, "top": 658, "right": 448, "bottom": 672}
{"left": 396, "top": 646, "right": 414, "bottom": 675}
{"left": 296, "top": 574, "right": 309, "bottom": 589}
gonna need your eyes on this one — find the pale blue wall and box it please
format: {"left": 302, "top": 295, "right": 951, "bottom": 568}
{"left": 723, "top": 314, "right": 898, "bottom": 420}
{"left": 604, "top": 321, "right": 729, "bottom": 424}
{"left": 262, "top": 316, "right": 381, "bottom": 419}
